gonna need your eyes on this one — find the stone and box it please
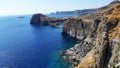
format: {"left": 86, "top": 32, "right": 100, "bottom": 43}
{"left": 115, "top": 62, "right": 120, "bottom": 68}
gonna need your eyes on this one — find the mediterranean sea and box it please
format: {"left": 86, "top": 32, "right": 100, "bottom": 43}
{"left": 0, "top": 14, "right": 77, "bottom": 68}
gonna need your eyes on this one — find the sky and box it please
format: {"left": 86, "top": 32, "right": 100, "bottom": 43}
{"left": 0, "top": 0, "right": 113, "bottom": 16}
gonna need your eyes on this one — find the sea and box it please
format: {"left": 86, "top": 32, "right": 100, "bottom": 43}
{"left": 0, "top": 14, "right": 77, "bottom": 68}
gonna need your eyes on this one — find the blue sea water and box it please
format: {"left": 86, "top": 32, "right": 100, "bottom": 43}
{"left": 0, "top": 14, "right": 77, "bottom": 68}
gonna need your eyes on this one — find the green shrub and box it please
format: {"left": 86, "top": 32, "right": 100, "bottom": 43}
{"left": 110, "top": 62, "right": 116, "bottom": 68}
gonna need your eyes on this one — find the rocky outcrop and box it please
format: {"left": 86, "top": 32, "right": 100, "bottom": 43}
{"left": 30, "top": 14, "right": 52, "bottom": 25}
{"left": 30, "top": 13, "right": 67, "bottom": 28}
{"left": 61, "top": 1, "right": 120, "bottom": 68}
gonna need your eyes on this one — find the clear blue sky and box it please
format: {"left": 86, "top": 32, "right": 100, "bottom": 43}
{"left": 0, "top": 0, "right": 113, "bottom": 16}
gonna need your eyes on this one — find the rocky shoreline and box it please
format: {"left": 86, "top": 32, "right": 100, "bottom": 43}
{"left": 61, "top": 18, "right": 99, "bottom": 66}
{"left": 30, "top": 0, "right": 120, "bottom": 68}
{"left": 61, "top": 1, "right": 120, "bottom": 68}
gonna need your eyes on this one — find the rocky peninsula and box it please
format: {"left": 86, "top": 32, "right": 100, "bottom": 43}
{"left": 30, "top": 9, "right": 97, "bottom": 28}
{"left": 30, "top": 13, "right": 67, "bottom": 28}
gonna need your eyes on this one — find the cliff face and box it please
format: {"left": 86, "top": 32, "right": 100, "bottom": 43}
{"left": 106, "top": 4, "right": 120, "bottom": 68}
{"left": 77, "top": 4, "right": 120, "bottom": 68}
{"left": 63, "top": 18, "right": 90, "bottom": 39}
{"left": 61, "top": 2, "right": 120, "bottom": 68}
{"left": 62, "top": 18, "right": 100, "bottom": 40}
{"left": 61, "top": 17, "right": 101, "bottom": 66}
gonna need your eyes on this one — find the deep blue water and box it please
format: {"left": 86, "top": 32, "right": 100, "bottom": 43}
{"left": 0, "top": 15, "right": 77, "bottom": 68}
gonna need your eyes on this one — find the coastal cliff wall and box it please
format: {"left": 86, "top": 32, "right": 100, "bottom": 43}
{"left": 61, "top": 1, "right": 120, "bottom": 68}
{"left": 61, "top": 16, "right": 101, "bottom": 66}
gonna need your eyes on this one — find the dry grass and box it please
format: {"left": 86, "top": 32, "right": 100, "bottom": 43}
{"left": 106, "top": 4, "right": 120, "bottom": 20}
{"left": 105, "top": 4, "right": 120, "bottom": 40}
{"left": 108, "top": 22, "right": 120, "bottom": 40}
{"left": 74, "top": 51, "right": 95, "bottom": 68}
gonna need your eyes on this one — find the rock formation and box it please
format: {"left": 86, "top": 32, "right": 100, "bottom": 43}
{"left": 61, "top": 1, "right": 120, "bottom": 68}
{"left": 30, "top": 14, "right": 53, "bottom": 25}
{"left": 30, "top": 13, "right": 67, "bottom": 28}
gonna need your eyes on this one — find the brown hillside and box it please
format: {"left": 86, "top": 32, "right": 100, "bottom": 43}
{"left": 74, "top": 3, "right": 120, "bottom": 68}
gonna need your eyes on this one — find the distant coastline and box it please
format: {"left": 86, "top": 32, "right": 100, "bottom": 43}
{"left": 50, "top": 8, "right": 96, "bottom": 16}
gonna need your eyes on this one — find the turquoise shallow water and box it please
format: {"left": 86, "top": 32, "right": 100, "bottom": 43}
{"left": 0, "top": 14, "right": 77, "bottom": 68}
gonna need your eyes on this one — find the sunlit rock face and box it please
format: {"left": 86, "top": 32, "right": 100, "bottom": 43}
{"left": 61, "top": 1, "right": 120, "bottom": 68}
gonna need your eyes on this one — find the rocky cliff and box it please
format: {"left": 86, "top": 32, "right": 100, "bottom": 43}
{"left": 61, "top": 1, "right": 120, "bottom": 68}
{"left": 30, "top": 13, "right": 67, "bottom": 28}
{"left": 30, "top": 14, "right": 53, "bottom": 25}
